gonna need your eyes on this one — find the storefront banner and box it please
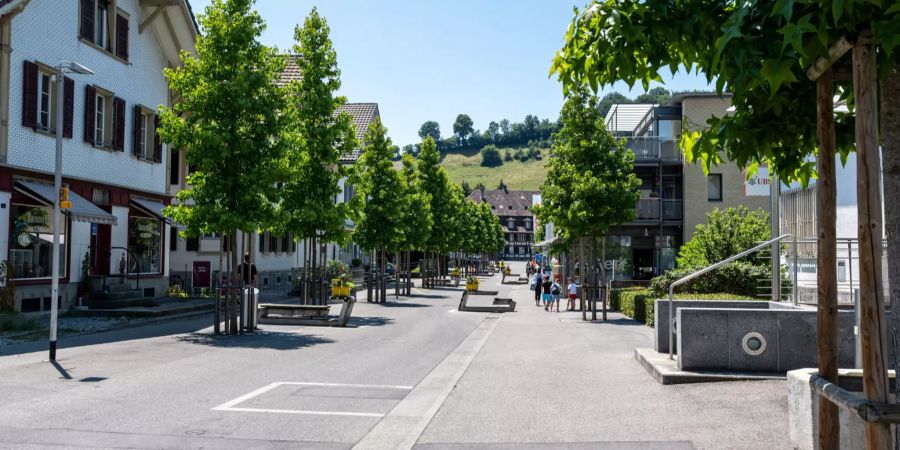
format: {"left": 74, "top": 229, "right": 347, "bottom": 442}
{"left": 745, "top": 166, "right": 771, "bottom": 196}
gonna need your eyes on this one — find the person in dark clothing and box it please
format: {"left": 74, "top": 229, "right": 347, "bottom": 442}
{"left": 237, "top": 253, "right": 257, "bottom": 286}
{"left": 532, "top": 271, "right": 543, "bottom": 306}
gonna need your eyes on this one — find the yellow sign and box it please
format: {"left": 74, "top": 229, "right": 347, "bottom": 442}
{"left": 59, "top": 188, "right": 71, "bottom": 210}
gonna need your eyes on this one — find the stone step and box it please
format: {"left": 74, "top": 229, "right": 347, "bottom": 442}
{"left": 85, "top": 296, "right": 158, "bottom": 309}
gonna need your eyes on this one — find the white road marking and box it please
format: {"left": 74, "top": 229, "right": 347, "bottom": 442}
{"left": 212, "top": 382, "right": 414, "bottom": 417}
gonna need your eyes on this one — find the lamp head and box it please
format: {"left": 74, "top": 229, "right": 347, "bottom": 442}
{"left": 59, "top": 61, "right": 93, "bottom": 75}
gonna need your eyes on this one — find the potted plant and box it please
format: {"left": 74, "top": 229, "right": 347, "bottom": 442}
{"left": 465, "top": 275, "right": 479, "bottom": 292}
{"left": 450, "top": 267, "right": 461, "bottom": 279}
{"left": 331, "top": 263, "right": 354, "bottom": 298}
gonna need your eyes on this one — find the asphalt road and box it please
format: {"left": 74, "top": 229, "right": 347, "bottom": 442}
{"left": 0, "top": 262, "right": 790, "bottom": 449}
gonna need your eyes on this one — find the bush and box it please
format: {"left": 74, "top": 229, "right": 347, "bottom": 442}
{"left": 503, "top": 150, "right": 513, "bottom": 162}
{"left": 480, "top": 144, "right": 502, "bottom": 167}
{"left": 648, "top": 261, "right": 791, "bottom": 298}
{"left": 677, "top": 207, "right": 770, "bottom": 269}
{"left": 617, "top": 288, "right": 755, "bottom": 327}
{"left": 351, "top": 258, "right": 362, "bottom": 268}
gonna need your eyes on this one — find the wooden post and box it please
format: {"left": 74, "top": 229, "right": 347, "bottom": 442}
{"left": 816, "top": 68, "right": 840, "bottom": 450}
{"left": 853, "top": 41, "right": 892, "bottom": 450}
{"left": 881, "top": 68, "right": 900, "bottom": 436}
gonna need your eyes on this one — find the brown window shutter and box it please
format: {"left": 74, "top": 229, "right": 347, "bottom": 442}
{"left": 132, "top": 105, "right": 142, "bottom": 157}
{"left": 80, "top": 0, "right": 95, "bottom": 42}
{"left": 113, "top": 97, "right": 125, "bottom": 151}
{"left": 83, "top": 85, "right": 96, "bottom": 144}
{"left": 115, "top": 14, "right": 128, "bottom": 60}
{"left": 21, "top": 60, "right": 37, "bottom": 129}
{"left": 153, "top": 114, "right": 162, "bottom": 163}
{"left": 63, "top": 77, "right": 74, "bottom": 138}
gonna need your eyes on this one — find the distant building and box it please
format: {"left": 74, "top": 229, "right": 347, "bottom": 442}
{"left": 603, "top": 93, "right": 770, "bottom": 280}
{"left": 467, "top": 187, "right": 538, "bottom": 260}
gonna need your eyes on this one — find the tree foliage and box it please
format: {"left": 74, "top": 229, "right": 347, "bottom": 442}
{"left": 453, "top": 113, "right": 474, "bottom": 144}
{"left": 399, "top": 154, "right": 433, "bottom": 252}
{"left": 676, "top": 206, "right": 770, "bottom": 269}
{"left": 480, "top": 144, "right": 502, "bottom": 167}
{"left": 160, "top": 0, "right": 286, "bottom": 237}
{"left": 278, "top": 8, "right": 356, "bottom": 244}
{"left": 352, "top": 119, "right": 406, "bottom": 253}
{"left": 418, "top": 121, "right": 441, "bottom": 142}
{"left": 418, "top": 137, "right": 457, "bottom": 254}
{"left": 539, "top": 86, "right": 640, "bottom": 240}
{"left": 551, "top": 0, "right": 900, "bottom": 184}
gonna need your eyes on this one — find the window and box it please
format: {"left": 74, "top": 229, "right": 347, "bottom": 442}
{"left": 36, "top": 71, "right": 54, "bottom": 131}
{"left": 95, "top": 92, "right": 106, "bottom": 145}
{"left": 96, "top": 1, "right": 109, "bottom": 49}
{"left": 10, "top": 205, "right": 67, "bottom": 279}
{"left": 80, "top": 0, "right": 129, "bottom": 61}
{"left": 186, "top": 237, "right": 199, "bottom": 252}
{"left": 92, "top": 188, "right": 110, "bottom": 205}
{"left": 132, "top": 106, "right": 159, "bottom": 162}
{"left": 128, "top": 216, "right": 162, "bottom": 273}
{"left": 169, "top": 149, "right": 180, "bottom": 185}
{"left": 707, "top": 174, "right": 723, "bottom": 201}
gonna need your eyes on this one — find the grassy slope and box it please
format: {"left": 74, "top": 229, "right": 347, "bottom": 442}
{"left": 441, "top": 148, "right": 549, "bottom": 191}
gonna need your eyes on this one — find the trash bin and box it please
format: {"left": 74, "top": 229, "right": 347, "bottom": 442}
{"left": 242, "top": 287, "right": 259, "bottom": 331}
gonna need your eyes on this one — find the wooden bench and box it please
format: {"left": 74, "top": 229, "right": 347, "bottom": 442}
{"left": 257, "top": 298, "right": 355, "bottom": 327}
{"left": 458, "top": 291, "right": 516, "bottom": 313}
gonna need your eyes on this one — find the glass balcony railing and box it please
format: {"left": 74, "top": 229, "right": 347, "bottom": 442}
{"left": 662, "top": 199, "right": 683, "bottom": 220}
{"left": 624, "top": 136, "right": 682, "bottom": 162}
{"left": 634, "top": 198, "right": 683, "bottom": 222}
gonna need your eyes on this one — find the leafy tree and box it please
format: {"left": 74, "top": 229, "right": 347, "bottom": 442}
{"left": 397, "top": 154, "right": 433, "bottom": 295}
{"left": 487, "top": 121, "right": 500, "bottom": 142}
{"left": 499, "top": 119, "right": 510, "bottom": 136}
{"left": 352, "top": 119, "right": 407, "bottom": 300}
{"left": 418, "top": 137, "right": 456, "bottom": 283}
{"left": 278, "top": 8, "right": 357, "bottom": 266}
{"left": 160, "top": 0, "right": 286, "bottom": 331}
{"left": 460, "top": 180, "right": 472, "bottom": 197}
{"left": 523, "top": 114, "right": 540, "bottom": 140}
{"left": 539, "top": 86, "right": 640, "bottom": 313}
{"left": 474, "top": 182, "right": 486, "bottom": 193}
{"left": 596, "top": 92, "right": 630, "bottom": 117}
{"left": 676, "top": 207, "right": 770, "bottom": 269}
{"left": 453, "top": 114, "right": 474, "bottom": 145}
{"left": 418, "top": 121, "right": 441, "bottom": 142}
{"left": 503, "top": 150, "right": 513, "bottom": 162}
{"left": 401, "top": 144, "right": 416, "bottom": 156}
{"left": 634, "top": 87, "right": 671, "bottom": 104}
{"left": 480, "top": 144, "right": 502, "bottom": 167}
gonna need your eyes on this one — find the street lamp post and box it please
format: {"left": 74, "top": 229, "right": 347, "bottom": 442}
{"left": 49, "top": 61, "right": 92, "bottom": 361}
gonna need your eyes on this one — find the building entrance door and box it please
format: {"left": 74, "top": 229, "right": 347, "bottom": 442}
{"left": 90, "top": 223, "right": 112, "bottom": 276}
{"left": 632, "top": 248, "right": 655, "bottom": 280}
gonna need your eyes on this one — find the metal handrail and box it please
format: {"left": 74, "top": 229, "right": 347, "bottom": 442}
{"left": 88, "top": 245, "right": 141, "bottom": 291}
{"left": 666, "top": 234, "right": 796, "bottom": 360}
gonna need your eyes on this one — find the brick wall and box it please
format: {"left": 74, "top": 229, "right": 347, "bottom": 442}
{"left": 681, "top": 96, "right": 770, "bottom": 241}
{"left": 7, "top": 0, "right": 170, "bottom": 195}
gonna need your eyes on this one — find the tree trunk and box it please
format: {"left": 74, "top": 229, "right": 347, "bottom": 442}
{"left": 882, "top": 67, "right": 900, "bottom": 450}
{"left": 600, "top": 236, "right": 607, "bottom": 321}
{"left": 229, "top": 230, "right": 238, "bottom": 334}
{"left": 816, "top": 69, "right": 840, "bottom": 450}
{"left": 579, "top": 236, "right": 586, "bottom": 321}
{"left": 853, "top": 42, "right": 892, "bottom": 449}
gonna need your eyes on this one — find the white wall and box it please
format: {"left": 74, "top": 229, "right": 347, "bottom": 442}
{"left": 7, "top": 0, "right": 170, "bottom": 195}
{"left": 110, "top": 206, "right": 128, "bottom": 274}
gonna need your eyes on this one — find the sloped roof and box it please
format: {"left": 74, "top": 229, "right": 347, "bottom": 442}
{"left": 468, "top": 189, "right": 540, "bottom": 217}
{"left": 605, "top": 103, "right": 656, "bottom": 134}
{"left": 335, "top": 103, "right": 380, "bottom": 163}
{"left": 279, "top": 55, "right": 302, "bottom": 86}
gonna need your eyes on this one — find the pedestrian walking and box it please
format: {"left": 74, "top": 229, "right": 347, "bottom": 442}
{"left": 567, "top": 277, "right": 578, "bottom": 311}
{"left": 550, "top": 279, "right": 562, "bottom": 312}
{"left": 532, "top": 271, "right": 543, "bottom": 306}
{"left": 542, "top": 276, "right": 553, "bottom": 311}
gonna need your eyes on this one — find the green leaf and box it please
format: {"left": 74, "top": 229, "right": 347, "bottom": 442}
{"left": 772, "top": 0, "right": 795, "bottom": 20}
{"left": 760, "top": 58, "right": 798, "bottom": 96}
{"left": 832, "top": 0, "right": 844, "bottom": 24}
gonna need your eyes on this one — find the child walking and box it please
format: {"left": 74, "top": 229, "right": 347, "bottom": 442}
{"left": 550, "top": 279, "right": 562, "bottom": 312}
{"left": 567, "top": 277, "right": 578, "bottom": 311}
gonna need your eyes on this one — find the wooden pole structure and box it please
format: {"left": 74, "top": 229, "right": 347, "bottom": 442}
{"left": 816, "top": 67, "right": 840, "bottom": 450}
{"left": 853, "top": 40, "right": 892, "bottom": 450}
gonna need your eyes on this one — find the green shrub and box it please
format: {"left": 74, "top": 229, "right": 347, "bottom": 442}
{"left": 480, "top": 144, "right": 502, "bottom": 167}
{"left": 649, "top": 261, "right": 770, "bottom": 298}
{"left": 616, "top": 289, "right": 753, "bottom": 327}
{"left": 620, "top": 288, "right": 652, "bottom": 324}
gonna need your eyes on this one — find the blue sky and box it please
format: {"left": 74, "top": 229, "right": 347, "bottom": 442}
{"left": 189, "top": 0, "right": 713, "bottom": 146}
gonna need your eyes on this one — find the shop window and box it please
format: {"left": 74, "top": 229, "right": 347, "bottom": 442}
{"left": 128, "top": 216, "right": 161, "bottom": 273}
{"left": 10, "top": 204, "right": 67, "bottom": 279}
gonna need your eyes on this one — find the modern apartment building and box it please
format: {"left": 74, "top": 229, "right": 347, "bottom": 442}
{"left": 0, "top": 0, "right": 197, "bottom": 311}
{"left": 467, "top": 187, "right": 538, "bottom": 260}
{"left": 604, "top": 93, "right": 770, "bottom": 280}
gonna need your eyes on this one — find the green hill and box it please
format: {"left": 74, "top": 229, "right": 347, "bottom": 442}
{"left": 441, "top": 148, "right": 549, "bottom": 191}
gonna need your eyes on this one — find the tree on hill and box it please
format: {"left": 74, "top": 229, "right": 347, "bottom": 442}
{"left": 480, "top": 144, "right": 502, "bottom": 167}
{"left": 487, "top": 121, "right": 500, "bottom": 141}
{"left": 453, "top": 114, "right": 474, "bottom": 145}
{"left": 160, "top": 0, "right": 287, "bottom": 333}
{"left": 418, "top": 121, "right": 441, "bottom": 142}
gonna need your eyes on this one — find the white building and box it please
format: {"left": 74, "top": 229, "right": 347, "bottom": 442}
{"left": 0, "top": 0, "right": 197, "bottom": 312}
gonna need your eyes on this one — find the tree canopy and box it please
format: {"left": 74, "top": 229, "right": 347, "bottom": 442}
{"left": 453, "top": 114, "right": 474, "bottom": 144}
{"left": 160, "top": 0, "right": 286, "bottom": 237}
{"left": 352, "top": 119, "right": 407, "bottom": 253}
{"left": 418, "top": 121, "right": 441, "bottom": 142}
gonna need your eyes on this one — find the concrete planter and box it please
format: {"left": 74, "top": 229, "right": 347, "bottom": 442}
{"left": 787, "top": 368, "right": 894, "bottom": 450}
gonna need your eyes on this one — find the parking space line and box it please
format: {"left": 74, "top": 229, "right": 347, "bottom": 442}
{"left": 212, "top": 381, "right": 415, "bottom": 417}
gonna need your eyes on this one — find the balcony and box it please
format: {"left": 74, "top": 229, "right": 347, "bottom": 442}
{"left": 624, "top": 136, "right": 682, "bottom": 162}
{"left": 634, "top": 198, "right": 683, "bottom": 222}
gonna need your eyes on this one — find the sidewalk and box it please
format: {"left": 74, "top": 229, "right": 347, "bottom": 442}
{"left": 417, "top": 263, "right": 790, "bottom": 449}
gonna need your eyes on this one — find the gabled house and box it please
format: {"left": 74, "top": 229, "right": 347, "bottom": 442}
{"left": 468, "top": 187, "right": 539, "bottom": 260}
{"left": 0, "top": 0, "right": 197, "bottom": 312}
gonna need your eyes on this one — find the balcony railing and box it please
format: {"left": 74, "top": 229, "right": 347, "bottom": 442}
{"left": 624, "top": 136, "right": 682, "bottom": 162}
{"left": 634, "top": 198, "right": 683, "bottom": 221}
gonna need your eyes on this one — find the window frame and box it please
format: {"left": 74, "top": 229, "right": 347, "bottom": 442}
{"left": 707, "top": 173, "right": 723, "bottom": 202}
{"left": 79, "top": 0, "right": 130, "bottom": 63}
{"left": 92, "top": 88, "right": 115, "bottom": 149}
{"left": 36, "top": 70, "right": 55, "bottom": 133}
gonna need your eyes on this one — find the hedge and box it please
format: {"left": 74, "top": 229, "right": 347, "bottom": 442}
{"left": 648, "top": 261, "right": 792, "bottom": 298}
{"left": 611, "top": 288, "right": 755, "bottom": 327}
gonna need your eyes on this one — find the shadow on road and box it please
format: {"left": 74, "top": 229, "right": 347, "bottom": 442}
{"left": 380, "top": 302, "right": 433, "bottom": 308}
{"left": 346, "top": 316, "right": 394, "bottom": 327}
{"left": 174, "top": 331, "right": 334, "bottom": 350}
